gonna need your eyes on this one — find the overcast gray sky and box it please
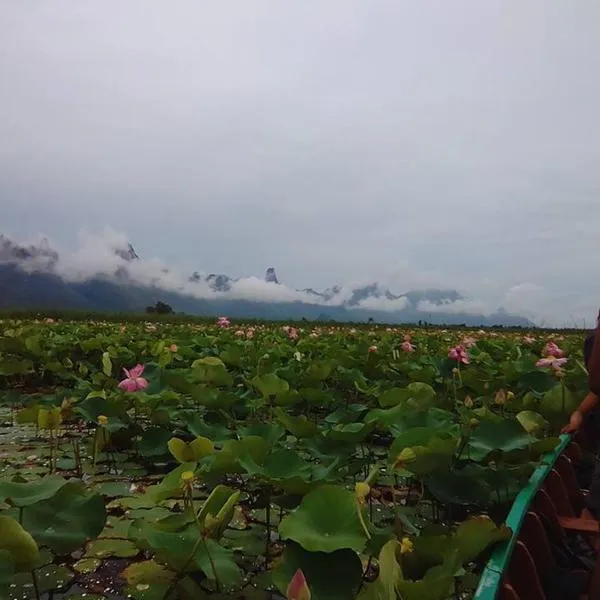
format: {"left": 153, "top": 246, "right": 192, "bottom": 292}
{"left": 1, "top": 1, "right": 600, "bottom": 326}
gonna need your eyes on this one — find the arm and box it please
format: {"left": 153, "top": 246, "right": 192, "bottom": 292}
{"left": 562, "top": 392, "right": 599, "bottom": 433}
{"left": 589, "top": 325, "right": 600, "bottom": 395}
{"left": 575, "top": 392, "right": 599, "bottom": 417}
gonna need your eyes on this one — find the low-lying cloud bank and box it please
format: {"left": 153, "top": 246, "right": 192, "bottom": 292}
{"left": 0, "top": 227, "right": 574, "bottom": 326}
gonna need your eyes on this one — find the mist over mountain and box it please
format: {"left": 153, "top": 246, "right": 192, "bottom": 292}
{"left": 0, "top": 232, "right": 534, "bottom": 326}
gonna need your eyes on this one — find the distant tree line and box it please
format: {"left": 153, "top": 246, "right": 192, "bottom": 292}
{"left": 145, "top": 301, "right": 173, "bottom": 315}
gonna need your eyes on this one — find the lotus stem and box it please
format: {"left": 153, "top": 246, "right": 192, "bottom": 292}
{"left": 265, "top": 491, "right": 271, "bottom": 559}
{"left": 31, "top": 570, "right": 41, "bottom": 600}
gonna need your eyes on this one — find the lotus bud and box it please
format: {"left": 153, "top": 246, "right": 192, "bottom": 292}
{"left": 464, "top": 396, "right": 474, "bottom": 408}
{"left": 494, "top": 389, "right": 507, "bottom": 405}
{"left": 393, "top": 447, "right": 417, "bottom": 470}
{"left": 180, "top": 471, "right": 195, "bottom": 488}
{"left": 400, "top": 537, "right": 414, "bottom": 554}
{"left": 355, "top": 482, "right": 371, "bottom": 505}
{"left": 204, "top": 512, "right": 219, "bottom": 536}
{"left": 287, "top": 568, "right": 311, "bottom": 600}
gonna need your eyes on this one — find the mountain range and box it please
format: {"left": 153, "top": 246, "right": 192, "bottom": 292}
{"left": 0, "top": 235, "right": 533, "bottom": 326}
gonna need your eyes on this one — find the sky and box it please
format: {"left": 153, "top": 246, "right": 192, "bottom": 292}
{"left": 1, "top": 1, "right": 600, "bottom": 327}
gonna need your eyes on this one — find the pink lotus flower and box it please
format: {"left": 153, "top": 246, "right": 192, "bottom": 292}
{"left": 401, "top": 340, "right": 415, "bottom": 352}
{"left": 369, "top": 345, "right": 377, "bottom": 353}
{"left": 169, "top": 344, "right": 178, "bottom": 353}
{"left": 118, "top": 364, "right": 148, "bottom": 392}
{"left": 287, "top": 568, "right": 310, "bottom": 600}
{"left": 217, "top": 316, "right": 230, "bottom": 328}
{"left": 462, "top": 336, "right": 477, "bottom": 348}
{"left": 536, "top": 356, "right": 568, "bottom": 370}
{"left": 283, "top": 325, "right": 299, "bottom": 340}
{"left": 543, "top": 341, "right": 564, "bottom": 358}
{"left": 523, "top": 335, "right": 536, "bottom": 344}
{"left": 448, "top": 345, "right": 470, "bottom": 364}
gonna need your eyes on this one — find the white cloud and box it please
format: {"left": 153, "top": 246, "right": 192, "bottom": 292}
{"left": 354, "top": 295, "right": 410, "bottom": 312}
{"left": 416, "top": 299, "right": 494, "bottom": 316}
{"left": 2, "top": 2, "right": 600, "bottom": 327}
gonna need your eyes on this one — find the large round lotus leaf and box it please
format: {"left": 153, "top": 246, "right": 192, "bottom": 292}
{"left": 86, "top": 538, "right": 140, "bottom": 558}
{"left": 389, "top": 431, "right": 457, "bottom": 477}
{"left": 222, "top": 527, "right": 264, "bottom": 557}
{"left": 426, "top": 466, "right": 491, "bottom": 506}
{"left": 202, "top": 436, "right": 269, "bottom": 478}
{"left": 94, "top": 481, "right": 135, "bottom": 498}
{"left": 516, "top": 410, "right": 548, "bottom": 436}
{"left": 279, "top": 484, "right": 368, "bottom": 553}
{"left": 190, "top": 358, "right": 233, "bottom": 386}
{"left": 22, "top": 481, "right": 106, "bottom": 555}
{"left": 327, "top": 421, "right": 374, "bottom": 442}
{"left": 273, "top": 541, "right": 363, "bottom": 600}
{"left": 131, "top": 523, "right": 242, "bottom": 587}
{"left": 453, "top": 516, "right": 512, "bottom": 565}
{"left": 238, "top": 422, "right": 285, "bottom": 444}
{"left": 74, "top": 558, "right": 102, "bottom": 573}
{"left": 462, "top": 419, "right": 532, "bottom": 462}
{"left": 10, "top": 564, "right": 74, "bottom": 595}
{"left": 395, "top": 561, "right": 456, "bottom": 600}
{"left": 251, "top": 373, "right": 290, "bottom": 397}
{"left": 274, "top": 408, "right": 320, "bottom": 438}
{"left": 146, "top": 462, "right": 197, "bottom": 503}
{"left": 378, "top": 387, "right": 410, "bottom": 408}
{"left": 123, "top": 583, "right": 171, "bottom": 600}
{"left": 542, "top": 384, "right": 577, "bottom": 417}
{"left": 324, "top": 404, "right": 369, "bottom": 425}
{"left": 121, "top": 560, "right": 175, "bottom": 586}
{"left": 0, "top": 475, "right": 67, "bottom": 507}
{"left": 0, "top": 516, "right": 39, "bottom": 571}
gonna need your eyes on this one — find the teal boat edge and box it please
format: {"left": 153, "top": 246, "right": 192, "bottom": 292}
{"left": 472, "top": 433, "right": 572, "bottom": 600}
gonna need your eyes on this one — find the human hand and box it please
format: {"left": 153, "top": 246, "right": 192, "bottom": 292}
{"left": 561, "top": 410, "right": 584, "bottom": 434}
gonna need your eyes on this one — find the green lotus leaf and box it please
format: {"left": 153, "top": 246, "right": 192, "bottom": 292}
{"left": 327, "top": 421, "right": 374, "bottom": 442}
{"left": 358, "top": 539, "right": 402, "bottom": 600}
{"left": 0, "top": 516, "right": 40, "bottom": 572}
{"left": 462, "top": 419, "right": 532, "bottom": 462}
{"left": 130, "top": 523, "right": 241, "bottom": 586}
{"left": 273, "top": 541, "right": 363, "bottom": 600}
{"left": 279, "top": 484, "right": 368, "bottom": 553}
{"left": 275, "top": 407, "right": 320, "bottom": 438}
{"left": 426, "top": 465, "right": 491, "bottom": 506}
{"left": 0, "top": 475, "right": 68, "bottom": 507}
{"left": 146, "top": 462, "right": 197, "bottom": 503}
{"left": 378, "top": 387, "right": 410, "bottom": 408}
{"left": 251, "top": 373, "right": 290, "bottom": 397}
{"left": 22, "top": 481, "right": 107, "bottom": 554}
{"left": 516, "top": 410, "right": 549, "bottom": 436}
{"left": 121, "top": 559, "right": 175, "bottom": 586}
{"left": 453, "top": 515, "right": 512, "bottom": 565}
{"left": 86, "top": 538, "right": 140, "bottom": 558}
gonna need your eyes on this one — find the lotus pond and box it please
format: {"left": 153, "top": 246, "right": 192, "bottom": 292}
{"left": 0, "top": 319, "right": 590, "bottom": 599}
